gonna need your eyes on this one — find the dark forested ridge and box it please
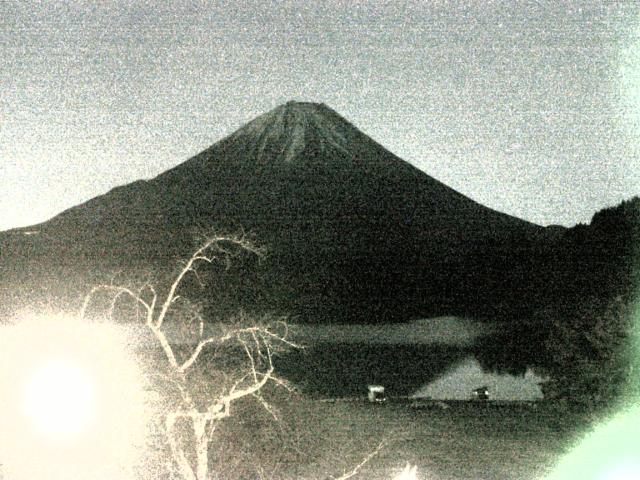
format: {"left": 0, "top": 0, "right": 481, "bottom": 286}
{"left": 474, "top": 197, "right": 640, "bottom": 403}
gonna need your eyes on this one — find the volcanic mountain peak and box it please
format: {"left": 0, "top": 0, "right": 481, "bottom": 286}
{"left": 0, "top": 100, "right": 550, "bottom": 325}
{"left": 225, "top": 101, "right": 355, "bottom": 164}
{"left": 29, "top": 99, "right": 538, "bottom": 241}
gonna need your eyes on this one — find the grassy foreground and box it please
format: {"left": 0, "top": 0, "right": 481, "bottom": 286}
{"left": 278, "top": 399, "right": 593, "bottom": 480}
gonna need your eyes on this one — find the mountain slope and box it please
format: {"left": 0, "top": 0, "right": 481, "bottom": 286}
{"left": 1, "top": 101, "right": 545, "bottom": 322}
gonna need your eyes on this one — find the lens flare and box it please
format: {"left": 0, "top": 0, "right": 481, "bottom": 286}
{"left": 546, "top": 405, "right": 640, "bottom": 480}
{"left": 0, "top": 313, "right": 148, "bottom": 480}
{"left": 23, "top": 358, "right": 96, "bottom": 440}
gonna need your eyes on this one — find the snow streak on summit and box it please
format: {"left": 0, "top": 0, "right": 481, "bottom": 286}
{"left": 226, "top": 102, "right": 354, "bottom": 164}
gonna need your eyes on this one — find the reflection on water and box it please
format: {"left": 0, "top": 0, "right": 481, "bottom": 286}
{"left": 414, "top": 356, "right": 545, "bottom": 401}
{"left": 275, "top": 342, "right": 473, "bottom": 397}
{"left": 290, "top": 316, "right": 493, "bottom": 347}
{"left": 275, "top": 317, "right": 545, "bottom": 400}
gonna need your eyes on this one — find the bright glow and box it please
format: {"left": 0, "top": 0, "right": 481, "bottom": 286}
{"left": 601, "top": 462, "right": 640, "bottom": 480}
{"left": 546, "top": 406, "right": 640, "bottom": 480}
{"left": 23, "top": 358, "right": 95, "bottom": 439}
{"left": 0, "top": 313, "right": 148, "bottom": 480}
{"left": 392, "top": 463, "right": 418, "bottom": 480}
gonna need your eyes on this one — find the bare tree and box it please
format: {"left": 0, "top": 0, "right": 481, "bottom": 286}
{"left": 80, "top": 234, "right": 298, "bottom": 480}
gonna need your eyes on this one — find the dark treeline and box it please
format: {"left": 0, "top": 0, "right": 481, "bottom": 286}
{"left": 473, "top": 196, "right": 640, "bottom": 405}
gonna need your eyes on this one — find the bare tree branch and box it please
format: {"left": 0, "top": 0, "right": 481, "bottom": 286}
{"left": 154, "top": 234, "right": 263, "bottom": 330}
{"left": 81, "top": 234, "right": 289, "bottom": 480}
{"left": 80, "top": 284, "right": 152, "bottom": 322}
{"left": 165, "top": 413, "right": 197, "bottom": 480}
{"left": 179, "top": 326, "right": 263, "bottom": 373}
{"left": 331, "top": 441, "right": 386, "bottom": 480}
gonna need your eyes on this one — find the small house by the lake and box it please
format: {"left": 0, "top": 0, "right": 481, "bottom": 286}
{"left": 472, "top": 386, "right": 489, "bottom": 401}
{"left": 367, "top": 385, "right": 386, "bottom": 403}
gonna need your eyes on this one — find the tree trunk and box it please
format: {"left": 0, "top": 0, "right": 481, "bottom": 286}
{"left": 166, "top": 414, "right": 197, "bottom": 480}
{"left": 193, "top": 415, "right": 210, "bottom": 480}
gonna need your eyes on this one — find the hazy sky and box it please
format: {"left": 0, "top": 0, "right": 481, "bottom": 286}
{"left": 2, "top": 0, "right": 639, "bottom": 231}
